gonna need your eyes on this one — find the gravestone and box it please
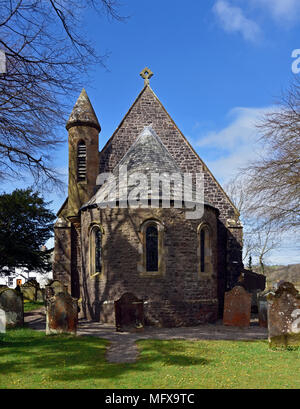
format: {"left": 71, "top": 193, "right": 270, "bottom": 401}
{"left": 45, "top": 280, "right": 68, "bottom": 300}
{"left": 0, "top": 308, "right": 6, "bottom": 333}
{"left": 46, "top": 292, "right": 78, "bottom": 335}
{"left": 21, "top": 279, "right": 44, "bottom": 302}
{"left": 115, "top": 293, "right": 144, "bottom": 332}
{"left": 267, "top": 282, "right": 300, "bottom": 348}
{"left": 257, "top": 293, "right": 269, "bottom": 328}
{"left": 0, "top": 287, "right": 24, "bottom": 327}
{"left": 240, "top": 270, "right": 266, "bottom": 292}
{"left": 223, "top": 285, "right": 252, "bottom": 327}
{"left": 239, "top": 270, "right": 266, "bottom": 313}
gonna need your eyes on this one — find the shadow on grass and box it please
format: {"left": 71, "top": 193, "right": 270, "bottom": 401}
{"left": 135, "top": 339, "right": 210, "bottom": 366}
{"left": 0, "top": 328, "right": 210, "bottom": 386}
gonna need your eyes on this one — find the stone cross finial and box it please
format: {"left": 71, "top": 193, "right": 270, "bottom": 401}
{"left": 140, "top": 67, "right": 153, "bottom": 86}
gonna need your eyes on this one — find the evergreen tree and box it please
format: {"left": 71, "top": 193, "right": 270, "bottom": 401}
{"left": 0, "top": 189, "right": 55, "bottom": 275}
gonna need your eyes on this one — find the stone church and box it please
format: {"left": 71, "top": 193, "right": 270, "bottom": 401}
{"left": 53, "top": 68, "right": 243, "bottom": 327}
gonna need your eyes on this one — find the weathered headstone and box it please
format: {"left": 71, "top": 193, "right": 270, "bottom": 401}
{"left": 267, "top": 282, "right": 300, "bottom": 348}
{"left": 46, "top": 292, "right": 78, "bottom": 335}
{"left": 257, "top": 293, "right": 269, "bottom": 328}
{"left": 239, "top": 270, "right": 266, "bottom": 313}
{"left": 36, "top": 288, "right": 44, "bottom": 303}
{"left": 240, "top": 270, "right": 266, "bottom": 292}
{"left": 223, "top": 285, "right": 252, "bottom": 327}
{"left": 21, "top": 279, "right": 44, "bottom": 302}
{"left": 0, "top": 287, "right": 24, "bottom": 327}
{"left": 0, "top": 308, "right": 6, "bottom": 333}
{"left": 115, "top": 293, "right": 144, "bottom": 332}
{"left": 45, "top": 280, "right": 68, "bottom": 300}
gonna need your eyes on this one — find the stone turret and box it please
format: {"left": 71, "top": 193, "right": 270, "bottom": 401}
{"left": 53, "top": 89, "right": 100, "bottom": 296}
{"left": 66, "top": 88, "right": 101, "bottom": 132}
{"left": 66, "top": 89, "right": 100, "bottom": 218}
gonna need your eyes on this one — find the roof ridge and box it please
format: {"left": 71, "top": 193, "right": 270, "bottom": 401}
{"left": 112, "top": 125, "right": 182, "bottom": 175}
{"left": 147, "top": 87, "right": 240, "bottom": 216}
{"left": 99, "top": 84, "right": 239, "bottom": 216}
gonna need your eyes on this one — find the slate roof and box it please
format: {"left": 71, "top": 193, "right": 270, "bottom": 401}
{"left": 66, "top": 88, "right": 101, "bottom": 131}
{"left": 82, "top": 126, "right": 209, "bottom": 210}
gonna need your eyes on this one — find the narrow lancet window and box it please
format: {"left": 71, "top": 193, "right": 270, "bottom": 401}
{"left": 90, "top": 225, "right": 103, "bottom": 276}
{"left": 198, "top": 224, "right": 213, "bottom": 276}
{"left": 146, "top": 225, "right": 158, "bottom": 272}
{"left": 200, "top": 228, "right": 205, "bottom": 273}
{"left": 77, "top": 141, "right": 87, "bottom": 181}
{"left": 95, "top": 228, "right": 102, "bottom": 274}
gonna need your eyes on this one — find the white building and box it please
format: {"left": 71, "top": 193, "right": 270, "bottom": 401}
{"left": 0, "top": 267, "right": 53, "bottom": 289}
{"left": 0, "top": 248, "right": 53, "bottom": 288}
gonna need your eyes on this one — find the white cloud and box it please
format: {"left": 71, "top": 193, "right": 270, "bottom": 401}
{"left": 197, "top": 106, "right": 270, "bottom": 151}
{"left": 250, "top": 0, "right": 300, "bottom": 23}
{"left": 213, "top": 0, "right": 300, "bottom": 42}
{"left": 213, "top": 0, "right": 261, "bottom": 42}
{"left": 196, "top": 104, "right": 299, "bottom": 265}
{"left": 196, "top": 106, "right": 275, "bottom": 184}
{"left": 205, "top": 147, "right": 255, "bottom": 184}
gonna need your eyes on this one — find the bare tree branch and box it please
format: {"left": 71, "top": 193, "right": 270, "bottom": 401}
{"left": 0, "top": 0, "right": 125, "bottom": 191}
{"left": 240, "top": 77, "right": 300, "bottom": 231}
{"left": 225, "top": 176, "right": 282, "bottom": 272}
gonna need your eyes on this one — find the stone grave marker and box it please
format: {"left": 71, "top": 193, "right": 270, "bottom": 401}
{"left": 46, "top": 292, "right": 78, "bottom": 335}
{"left": 267, "top": 282, "right": 300, "bottom": 348}
{"left": 21, "top": 279, "right": 44, "bottom": 302}
{"left": 45, "top": 280, "right": 68, "bottom": 300}
{"left": 0, "top": 287, "right": 24, "bottom": 327}
{"left": 0, "top": 308, "right": 6, "bottom": 333}
{"left": 239, "top": 270, "right": 266, "bottom": 313}
{"left": 115, "top": 292, "right": 144, "bottom": 332}
{"left": 240, "top": 270, "right": 266, "bottom": 292}
{"left": 223, "top": 285, "right": 252, "bottom": 327}
{"left": 257, "top": 293, "right": 268, "bottom": 328}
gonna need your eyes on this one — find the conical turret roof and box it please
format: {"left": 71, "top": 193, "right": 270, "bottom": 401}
{"left": 66, "top": 88, "right": 101, "bottom": 131}
{"left": 82, "top": 126, "right": 202, "bottom": 209}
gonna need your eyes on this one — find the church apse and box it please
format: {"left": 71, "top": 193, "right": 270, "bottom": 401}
{"left": 53, "top": 68, "right": 243, "bottom": 326}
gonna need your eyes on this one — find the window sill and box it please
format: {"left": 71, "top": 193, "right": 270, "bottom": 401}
{"left": 140, "top": 271, "right": 164, "bottom": 278}
{"left": 89, "top": 272, "right": 103, "bottom": 279}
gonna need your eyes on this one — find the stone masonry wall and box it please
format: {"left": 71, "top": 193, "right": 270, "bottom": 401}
{"left": 99, "top": 86, "right": 236, "bottom": 221}
{"left": 54, "top": 85, "right": 243, "bottom": 317}
{"left": 79, "top": 205, "right": 219, "bottom": 326}
{"left": 98, "top": 86, "right": 243, "bottom": 289}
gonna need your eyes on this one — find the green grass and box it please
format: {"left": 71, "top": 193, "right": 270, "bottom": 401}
{"left": 0, "top": 328, "right": 299, "bottom": 389}
{"left": 23, "top": 301, "right": 45, "bottom": 312}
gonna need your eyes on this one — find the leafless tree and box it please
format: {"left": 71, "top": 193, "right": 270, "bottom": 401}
{"left": 242, "top": 78, "right": 300, "bottom": 231}
{"left": 0, "top": 0, "right": 123, "bottom": 190}
{"left": 225, "top": 177, "right": 281, "bottom": 273}
{"left": 252, "top": 223, "right": 281, "bottom": 274}
{"left": 224, "top": 176, "right": 255, "bottom": 263}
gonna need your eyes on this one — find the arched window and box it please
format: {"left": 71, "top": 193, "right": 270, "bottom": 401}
{"left": 77, "top": 141, "right": 87, "bottom": 181}
{"left": 146, "top": 224, "right": 158, "bottom": 272}
{"left": 139, "top": 219, "right": 165, "bottom": 275}
{"left": 200, "top": 228, "right": 206, "bottom": 273}
{"left": 89, "top": 225, "right": 103, "bottom": 276}
{"left": 198, "top": 224, "right": 213, "bottom": 276}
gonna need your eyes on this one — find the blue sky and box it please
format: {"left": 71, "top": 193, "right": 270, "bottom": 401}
{"left": 2, "top": 0, "right": 300, "bottom": 264}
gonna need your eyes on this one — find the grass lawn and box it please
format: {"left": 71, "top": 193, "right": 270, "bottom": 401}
{"left": 23, "top": 301, "right": 45, "bottom": 312}
{"left": 0, "top": 327, "right": 299, "bottom": 389}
